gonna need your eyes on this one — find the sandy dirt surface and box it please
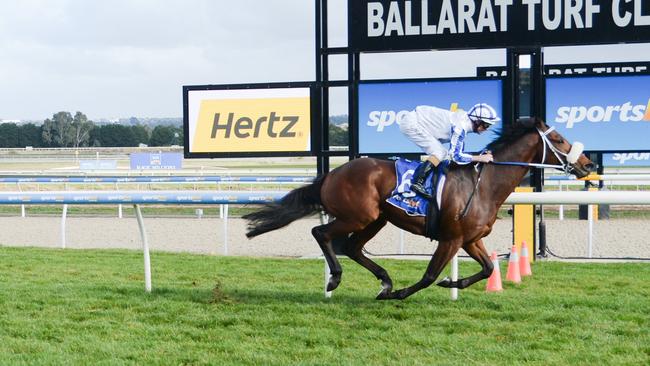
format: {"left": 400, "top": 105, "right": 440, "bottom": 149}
{"left": 1, "top": 215, "right": 648, "bottom": 260}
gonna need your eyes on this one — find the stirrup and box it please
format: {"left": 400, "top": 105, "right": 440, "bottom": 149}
{"left": 411, "top": 183, "right": 432, "bottom": 199}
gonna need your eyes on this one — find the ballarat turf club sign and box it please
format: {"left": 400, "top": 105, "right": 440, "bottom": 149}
{"left": 348, "top": 0, "right": 650, "bottom": 51}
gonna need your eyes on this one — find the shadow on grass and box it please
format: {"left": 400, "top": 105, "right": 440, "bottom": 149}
{"left": 91, "top": 282, "right": 462, "bottom": 309}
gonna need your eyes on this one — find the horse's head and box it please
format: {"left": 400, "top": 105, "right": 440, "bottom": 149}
{"left": 527, "top": 117, "right": 595, "bottom": 178}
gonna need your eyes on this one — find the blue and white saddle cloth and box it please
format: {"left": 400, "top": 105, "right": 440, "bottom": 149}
{"left": 386, "top": 159, "right": 448, "bottom": 216}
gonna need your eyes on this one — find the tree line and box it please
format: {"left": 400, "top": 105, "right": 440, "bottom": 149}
{"left": 0, "top": 111, "right": 183, "bottom": 148}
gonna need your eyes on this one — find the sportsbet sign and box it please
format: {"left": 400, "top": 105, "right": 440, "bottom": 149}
{"left": 358, "top": 78, "right": 502, "bottom": 154}
{"left": 546, "top": 75, "right": 650, "bottom": 151}
{"left": 184, "top": 87, "right": 311, "bottom": 157}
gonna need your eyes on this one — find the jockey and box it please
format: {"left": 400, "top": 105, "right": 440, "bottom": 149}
{"left": 398, "top": 103, "right": 500, "bottom": 199}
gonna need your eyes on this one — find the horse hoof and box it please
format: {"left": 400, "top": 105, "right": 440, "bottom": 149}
{"left": 326, "top": 275, "right": 341, "bottom": 292}
{"left": 436, "top": 277, "right": 452, "bottom": 288}
{"left": 375, "top": 290, "right": 391, "bottom": 300}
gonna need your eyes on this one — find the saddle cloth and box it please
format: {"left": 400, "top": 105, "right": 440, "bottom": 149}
{"left": 386, "top": 158, "right": 448, "bottom": 217}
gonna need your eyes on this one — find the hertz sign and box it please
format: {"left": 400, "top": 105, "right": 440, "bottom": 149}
{"left": 349, "top": 0, "right": 650, "bottom": 51}
{"left": 184, "top": 86, "right": 312, "bottom": 157}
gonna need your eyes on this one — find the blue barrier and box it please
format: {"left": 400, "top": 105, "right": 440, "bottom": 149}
{"left": 0, "top": 190, "right": 288, "bottom": 204}
{"left": 0, "top": 176, "right": 314, "bottom": 184}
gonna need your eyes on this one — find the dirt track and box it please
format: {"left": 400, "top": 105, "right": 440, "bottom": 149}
{"left": 1, "top": 215, "right": 648, "bottom": 260}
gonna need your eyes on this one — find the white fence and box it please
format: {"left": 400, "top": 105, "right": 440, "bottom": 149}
{"left": 4, "top": 189, "right": 648, "bottom": 300}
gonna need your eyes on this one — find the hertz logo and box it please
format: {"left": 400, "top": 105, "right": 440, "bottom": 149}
{"left": 211, "top": 112, "right": 299, "bottom": 138}
{"left": 191, "top": 95, "right": 311, "bottom": 153}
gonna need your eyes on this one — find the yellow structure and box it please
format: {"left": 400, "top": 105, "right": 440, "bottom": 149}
{"left": 513, "top": 186, "right": 534, "bottom": 263}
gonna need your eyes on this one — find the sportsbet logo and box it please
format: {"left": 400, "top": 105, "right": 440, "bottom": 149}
{"left": 367, "top": 103, "right": 462, "bottom": 131}
{"left": 192, "top": 97, "right": 310, "bottom": 153}
{"left": 555, "top": 99, "right": 650, "bottom": 128}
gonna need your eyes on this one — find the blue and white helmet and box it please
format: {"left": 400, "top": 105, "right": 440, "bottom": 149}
{"left": 467, "top": 103, "right": 501, "bottom": 125}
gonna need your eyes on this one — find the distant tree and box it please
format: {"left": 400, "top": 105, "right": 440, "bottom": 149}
{"left": 173, "top": 127, "right": 183, "bottom": 146}
{"left": 131, "top": 125, "right": 150, "bottom": 145}
{"left": 329, "top": 123, "right": 348, "bottom": 146}
{"left": 0, "top": 123, "right": 21, "bottom": 147}
{"left": 93, "top": 124, "right": 137, "bottom": 147}
{"left": 19, "top": 123, "right": 43, "bottom": 147}
{"left": 42, "top": 111, "right": 74, "bottom": 147}
{"left": 71, "top": 111, "right": 94, "bottom": 148}
{"left": 149, "top": 125, "right": 178, "bottom": 146}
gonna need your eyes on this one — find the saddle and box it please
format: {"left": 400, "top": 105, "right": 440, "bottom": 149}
{"left": 386, "top": 159, "right": 448, "bottom": 241}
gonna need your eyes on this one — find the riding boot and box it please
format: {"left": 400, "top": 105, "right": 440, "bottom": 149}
{"left": 410, "top": 160, "right": 434, "bottom": 199}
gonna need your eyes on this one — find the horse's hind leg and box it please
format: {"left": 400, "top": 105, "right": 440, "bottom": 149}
{"left": 340, "top": 216, "right": 394, "bottom": 299}
{"left": 312, "top": 219, "right": 364, "bottom": 292}
{"left": 384, "top": 239, "right": 462, "bottom": 300}
{"left": 438, "top": 239, "right": 493, "bottom": 289}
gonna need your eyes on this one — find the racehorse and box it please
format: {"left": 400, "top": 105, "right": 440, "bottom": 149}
{"left": 243, "top": 118, "right": 594, "bottom": 300}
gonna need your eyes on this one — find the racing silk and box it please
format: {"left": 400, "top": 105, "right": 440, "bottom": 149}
{"left": 411, "top": 106, "right": 474, "bottom": 164}
{"left": 448, "top": 125, "right": 473, "bottom": 164}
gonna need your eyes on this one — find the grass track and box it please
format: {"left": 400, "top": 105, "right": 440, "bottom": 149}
{"left": 1, "top": 247, "right": 649, "bottom": 365}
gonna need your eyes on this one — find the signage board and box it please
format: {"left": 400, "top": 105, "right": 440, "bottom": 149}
{"left": 604, "top": 152, "right": 650, "bottom": 166}
{"left": 130, "top": 153, "right": 183, "bottom": 170}
{"left": 477, "top": 61, "right": 650, "bottom": 78}
{"left": 358, "top": 78, "right": 503, "bottom": 155}
{"left": 546, "top": 75, "right": 650, "bottom": 152}
{"left": 349, "top": 0, "right": 650, "bottom": 52}
{"left": 79, "top": 160, "right": 117, "bottom": 170}
{"left": 184, "top": 85, "right": 313, "bottom": 158}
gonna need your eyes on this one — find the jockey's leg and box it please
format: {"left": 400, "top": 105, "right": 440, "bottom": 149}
{"left": 437, "top": 239, "right": 493, "bottom": 289}
{"left": 410, "top": 155, "right": 440, "bottom": 199}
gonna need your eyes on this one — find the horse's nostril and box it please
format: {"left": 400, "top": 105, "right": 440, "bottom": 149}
{"left": 584, "top": 163, "right": 597, "bottom": 171}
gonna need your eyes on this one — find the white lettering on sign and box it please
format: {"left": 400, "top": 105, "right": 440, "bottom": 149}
{"left": 554, "top": 100, "right": 650, "bottom": 128}
{"left": 367, "top": 110, "right": 410, "bottom": 131}
{"left": 366, "top": 0, "right": 650, "bottom": 37}
{"left": 367, "top": 0, "right": 513, "bottom": 36}
{"left": 612, "top": 152, "right": 650, "bottom": 164}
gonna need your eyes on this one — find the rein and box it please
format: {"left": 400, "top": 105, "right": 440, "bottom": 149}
{"left": 492, "top": 161, "right": 564, "bottom": 169}
{"left": 459, "top": 163, "right": 484, "bottom": 219}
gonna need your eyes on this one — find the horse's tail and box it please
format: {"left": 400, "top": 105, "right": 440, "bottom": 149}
{"left": 243, "top": 174, "right": 327, "bottom": 238}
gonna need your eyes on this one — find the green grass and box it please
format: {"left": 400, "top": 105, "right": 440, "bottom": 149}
{"left": 1, "top": 247, "right": 649, "bottom": 365}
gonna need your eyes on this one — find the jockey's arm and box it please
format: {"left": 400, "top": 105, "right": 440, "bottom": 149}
{"left": 448, "top": 127, "right": 473, "bottom": 165}
{"left": 449, "top": 127, "right": 493, "bottom": 164}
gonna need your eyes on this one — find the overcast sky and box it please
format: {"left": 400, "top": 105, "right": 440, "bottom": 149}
{"left": 1, "top": 0, "right": 649, "bottom": 121}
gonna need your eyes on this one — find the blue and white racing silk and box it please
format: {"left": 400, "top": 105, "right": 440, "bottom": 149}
{"left": 398, "top": 106, "right": 475, "bottom": 164}
{"left": 386, "top": 159, "right": 448, "bottom": 217}
{"left": 448, "top": 126, "right": 473, "bottom": 165}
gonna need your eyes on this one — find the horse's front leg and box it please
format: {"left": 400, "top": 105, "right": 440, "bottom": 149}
{"left": 437, "top": 239, "right": 493, "bottom": 289}
{"left": 381, "top": 239, "right": 462, "bottom": 300}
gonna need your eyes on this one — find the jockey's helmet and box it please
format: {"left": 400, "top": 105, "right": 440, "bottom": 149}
{"left": 467, "top": 103, "right": 501, "bottom": 125}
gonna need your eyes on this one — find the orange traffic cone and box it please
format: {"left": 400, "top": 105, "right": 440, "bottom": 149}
{"left": 486, "top": 251, "right": 503, "bottom": 292}
{"left": 506, "top": 244, "right": 521, "bottom": 283}
{"left": 519, "top": 241, "right": 532, "bottom": 277}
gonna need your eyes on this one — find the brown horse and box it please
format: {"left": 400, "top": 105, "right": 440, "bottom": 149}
{"left": 244, "top": 118, "right": 594, "bottom": 300}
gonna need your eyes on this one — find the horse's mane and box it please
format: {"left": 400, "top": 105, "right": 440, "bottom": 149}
{"left": 486, "top": 120, "right": 544, "bottom": 153}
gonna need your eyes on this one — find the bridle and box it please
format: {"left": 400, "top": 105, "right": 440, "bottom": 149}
{"left": 491, "top": 126, "right": 583, "bottom": 174}
{"left": 536, "top": 126, "right": 584, "bottom": 174}
{"left": 461, "top": 125, "right": 584, "bottom": 219}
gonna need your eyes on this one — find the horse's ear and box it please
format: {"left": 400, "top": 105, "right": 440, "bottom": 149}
{"left": 533, "top": 117, "right": 547, "bottom": 127}
{"left": 516, "top": 117, "right": 546, "bottom": 128}
{"left": 516, "top": 117, "right": 536, "bottom": 128}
